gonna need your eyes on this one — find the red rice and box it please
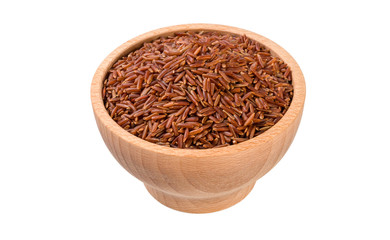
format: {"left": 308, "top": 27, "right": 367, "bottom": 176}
{"left": 103, "top": 31, "right": 293, "bottom": 149}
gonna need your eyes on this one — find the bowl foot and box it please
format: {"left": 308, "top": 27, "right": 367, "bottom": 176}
{"left": 144, "top": 183, "right": 255, "bottom": 213}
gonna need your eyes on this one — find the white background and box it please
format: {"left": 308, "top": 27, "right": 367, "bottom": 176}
{"left": 1, "top": 0, "right": 389, "bottom": 239}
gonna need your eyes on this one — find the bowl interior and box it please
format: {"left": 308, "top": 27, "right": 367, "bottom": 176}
{"left": 91, "top": 24, "right": 305, "bottom": 157}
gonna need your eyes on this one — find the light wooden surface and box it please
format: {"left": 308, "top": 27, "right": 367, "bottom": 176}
{"left": 91, "top": 24, "right": 306, "bottom": 213}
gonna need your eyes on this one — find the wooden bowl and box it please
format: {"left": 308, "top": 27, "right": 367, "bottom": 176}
{"left": 91, "top": 24, "right": 305, "bottom": 213}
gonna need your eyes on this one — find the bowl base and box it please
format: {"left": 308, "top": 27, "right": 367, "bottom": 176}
{"left": 145, "top": 183, "right": 255, "bottom": 213}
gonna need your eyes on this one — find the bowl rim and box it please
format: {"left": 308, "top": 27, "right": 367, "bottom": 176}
{"left": 91, "top": 23, "right": 306, "bottom": 158}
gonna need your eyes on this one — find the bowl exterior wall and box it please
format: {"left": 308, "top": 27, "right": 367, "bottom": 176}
{"left": 93, "top": 107, "right": 302, "bottom": 198}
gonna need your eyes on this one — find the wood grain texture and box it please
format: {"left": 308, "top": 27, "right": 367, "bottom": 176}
{"left": 91, "top": 24, "right": 306, "bottom": 213}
